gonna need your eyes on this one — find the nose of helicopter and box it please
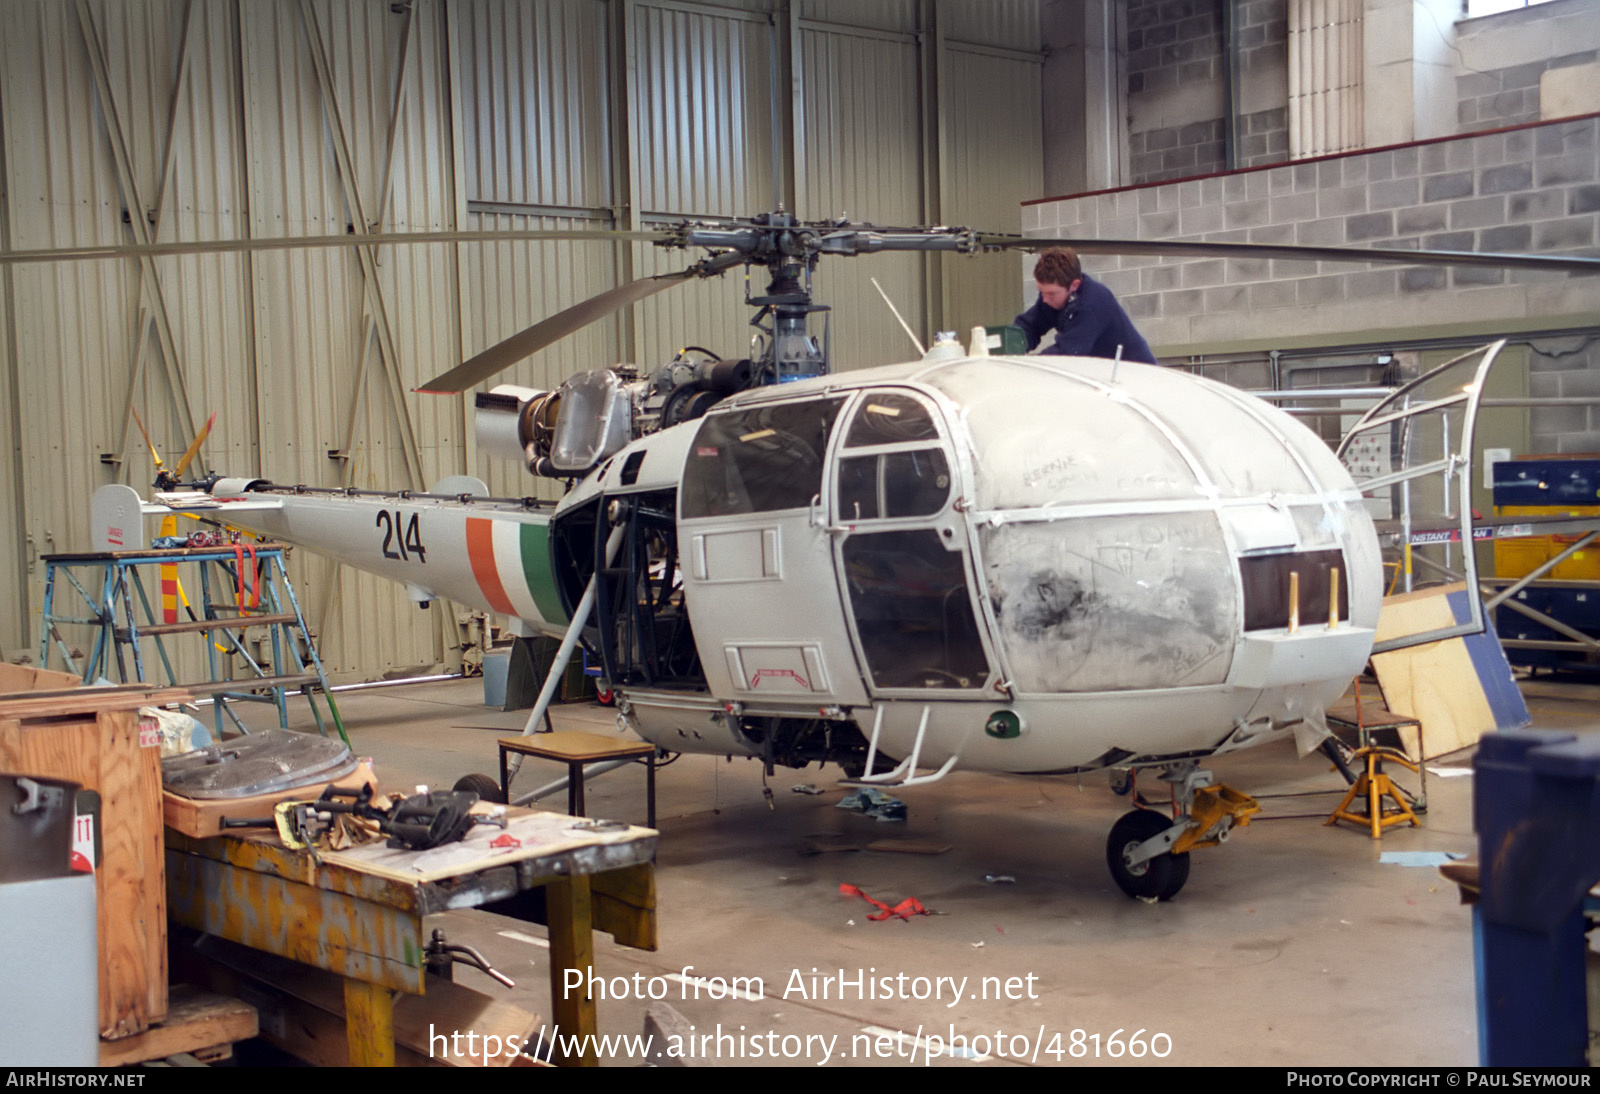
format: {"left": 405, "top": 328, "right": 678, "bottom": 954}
{"left": 917, "top": 355, "right": 1381, "bottom": 699}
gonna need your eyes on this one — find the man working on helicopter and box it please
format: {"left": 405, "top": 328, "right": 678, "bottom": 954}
{"left": 1015, "top": 247, "right": 1159, "bottom": 365}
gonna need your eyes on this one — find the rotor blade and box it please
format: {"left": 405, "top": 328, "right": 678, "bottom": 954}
{"left": 418, "top": 251, "right": 747, "bottom": 394}
{"left": 172, "top": 411, "right": 216, "bottom": 478}
{"left": 983, "top": 234, "right": 1600, "bottom": 274}
{"left": 0, "top": 227, "right": 671, "bottom": 265}
{"left": 129, "top": 406, "right": 164, "bottom": 471}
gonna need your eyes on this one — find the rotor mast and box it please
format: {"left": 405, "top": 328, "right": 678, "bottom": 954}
{"left": 670, "top": 211, "right": 983, "bottom": 383}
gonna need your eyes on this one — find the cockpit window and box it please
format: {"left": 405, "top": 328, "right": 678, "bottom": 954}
{"left": 837, "top": 449, "right": 951, "bottom": 520}
{"left": 681, "top": 398, "right": 846, "bottom": 518}
{"left": 842, "top": 529, "right": 989, "bottom": 689}
{"left": 844, "top": 392, "right": 939, "bottom": 446}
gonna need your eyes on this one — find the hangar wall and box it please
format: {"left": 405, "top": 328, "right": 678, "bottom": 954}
{"left": 1456, "top": 0, "right": 1600, "bottom": 133}
{"left": 1028, "top": 0, "right": 1599, "bottom": 459}
{"left": 0, "top": 0, "right": 1043, "bottom": 680}
{"left": 1023, "top": 113, "right": 1600, "bottom": 453}
{"left": 1125, "top": 0, "right": 1288, "bottom": 183}
{"left": 1058, "top": 0, "right": 1600, "bottom": 193}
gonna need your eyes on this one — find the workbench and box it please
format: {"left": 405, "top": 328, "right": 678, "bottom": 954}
{"left": 166, "top": 809, "right": 657, "bottom": 1066}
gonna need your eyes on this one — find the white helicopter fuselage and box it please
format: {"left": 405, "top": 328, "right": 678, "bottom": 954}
{"left": 140, "top": 350, "right": 1382, "bottom": 901}
{"left": 551, "top": 351, "right": 1381, "bottom": 775}
{"left": 191, "top": 483, "right": 570, "bottom": 635}
{"left": 189, "top": 351, "right": 1381, "bottom": 776}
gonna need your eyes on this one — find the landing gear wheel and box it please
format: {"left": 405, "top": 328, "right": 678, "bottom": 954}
{"left": 1106, "top": 809, "right": 1191, "bottom": 901}
{"left": 453, "top": 771, "right": 504, "bottom": 805}
{"left": 595, "top": 681, "right": 616, "bottom": 707}
{"left": 1157, "top": 843, "right": 1191, "bottom": 900}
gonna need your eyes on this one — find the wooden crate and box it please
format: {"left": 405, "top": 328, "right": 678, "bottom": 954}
{"left": 0, "top": 674, "right": 183, "bottom": 1039}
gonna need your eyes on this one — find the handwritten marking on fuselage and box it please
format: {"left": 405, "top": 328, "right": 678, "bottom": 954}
{"left": 1022, "top": 456, "right": 1082, "bottom": 489}
{"left": 1116, "top": 474, "right": 1182, "bottom": 492}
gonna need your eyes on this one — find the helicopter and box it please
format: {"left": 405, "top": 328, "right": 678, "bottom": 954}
{"left": 125, "top": 212, "right": 1600, "bottom": 900}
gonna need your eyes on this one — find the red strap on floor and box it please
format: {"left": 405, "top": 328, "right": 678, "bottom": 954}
{"left": 839, "top": 883, "right": 930, "bottom": 921}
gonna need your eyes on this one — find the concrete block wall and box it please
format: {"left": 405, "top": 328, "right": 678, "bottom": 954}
{"left": 1128, "top": 118, "right": 1226, "bottom": 184}
{"left": 1456, "top": 0, "right": 1600, "bottom": 133}
{"left": 1022, "top": 114, "right": 1600, "bottom": 453}
{"left": 1529, "top": 337, "right": 1600, "bottom": 454}
{"left": 1457, "top": 50, "right": 1598, "bottom": 132}
{"left": 1238, "top": 105, "right": 1289, "bottom": 168}
{"left": 1127, "top": 0, "right": 1226, "bottom": 183}
{"left": 1127, "top": 0, "right": 1289, "bottom": 183}
{"left": 1234, "top": 0, "right": 1289, "bottom": 168}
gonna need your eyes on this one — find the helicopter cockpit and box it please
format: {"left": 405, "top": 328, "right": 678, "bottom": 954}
{"left": 924, "top": 354, "right": 1379, "bottom": 701}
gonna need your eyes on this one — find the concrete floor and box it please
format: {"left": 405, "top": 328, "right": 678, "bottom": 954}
{"left": 224, "top": 673, "right": 1600, "bottom": 1067}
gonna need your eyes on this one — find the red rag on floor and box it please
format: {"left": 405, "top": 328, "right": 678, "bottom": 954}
{"left": 839, "top": 883, "right": 930, "bottom": 921}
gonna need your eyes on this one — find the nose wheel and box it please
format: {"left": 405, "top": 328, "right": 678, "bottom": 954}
{"left": 1104, "top": 764, "right": 1260, "bottom": 901}
{"left": 1107, "top": 809, "right": 1191, "bottom": 900}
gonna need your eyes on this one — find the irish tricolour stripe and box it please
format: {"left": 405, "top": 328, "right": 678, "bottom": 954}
{"left": 465, "top": 517, "right": 567, "bottom": 626}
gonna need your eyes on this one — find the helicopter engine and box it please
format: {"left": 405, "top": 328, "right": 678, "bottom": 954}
{"left": 636, "top": 350, "right": 753, "bottom": 434}
{"left": 475, "top": 352, "right": 759, "bottom": 480}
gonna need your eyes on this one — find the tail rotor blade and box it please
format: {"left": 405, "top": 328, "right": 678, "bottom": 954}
{"left": 172, "top": 411, "right": 217, "bottom": 478}
{"left": 130, "top": 406, "right": 164, "bottom": 471}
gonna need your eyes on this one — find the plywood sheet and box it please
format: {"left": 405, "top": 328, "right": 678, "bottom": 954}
{"left": 97, "top": 986, "right": 257, "bottom": 1067}
{"left": 1372, "top": 582, "right": 1528, "bottom": 760}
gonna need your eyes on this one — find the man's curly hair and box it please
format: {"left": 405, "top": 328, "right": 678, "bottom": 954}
{"left": 1033, "top": 248, "right": 1082, "bottom": 287}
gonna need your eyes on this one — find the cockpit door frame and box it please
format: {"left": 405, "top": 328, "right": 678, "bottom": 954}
{"left": 824, "top": 386, "right": 1002, "bottom": 700}
{"left": 677, "top": 394, "right": 872, "bottom": 706}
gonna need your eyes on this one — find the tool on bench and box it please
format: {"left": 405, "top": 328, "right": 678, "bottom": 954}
{"left": 221, "top": 783, "right": 507, "bottom": 851}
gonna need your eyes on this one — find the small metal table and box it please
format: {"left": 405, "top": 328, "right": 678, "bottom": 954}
{"left": 498, "top": 731, "right": 659, "bottom": 827}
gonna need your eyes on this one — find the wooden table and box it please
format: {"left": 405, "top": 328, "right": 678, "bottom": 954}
{"left": 165, "top": 808, "right": 657, "bottom": 1066}
{"left": 499, "top": 731, "right": 659, "bottom": 827}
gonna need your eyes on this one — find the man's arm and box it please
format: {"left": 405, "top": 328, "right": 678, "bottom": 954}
{"left": 1039, "top": 297, "right": 1110, "bottom": 357}
{"left": 1014, "top": 298, "right": 1050, "bottom": 352}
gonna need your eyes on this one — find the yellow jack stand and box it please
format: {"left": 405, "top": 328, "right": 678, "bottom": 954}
{"left": 1325, "top": 746, "right": 1421, "bottom": 839}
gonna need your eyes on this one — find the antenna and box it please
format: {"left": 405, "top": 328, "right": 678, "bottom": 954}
{"left": 870, "top": 277, "right": 925, "bottom": 356}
